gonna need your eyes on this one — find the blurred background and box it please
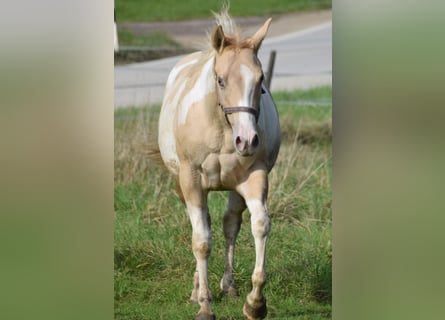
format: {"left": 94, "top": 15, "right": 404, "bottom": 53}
{"left": 2, "top": 0, "right": 445, "bottom": 319}
{"left": 114, "top": 0, "right": 331, "bottom": 62}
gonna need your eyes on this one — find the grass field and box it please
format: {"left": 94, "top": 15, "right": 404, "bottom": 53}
{"left": 114, "top": 86, "right": 332, "bottom": 319}
{"left": 117, "top": 31, "right": 182, "bottom": 48}
{"left": 115, "top": 0, "right": 332, "bottom": 22}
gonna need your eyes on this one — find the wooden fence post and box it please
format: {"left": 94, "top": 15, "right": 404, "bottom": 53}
{"left": 265, "top": 50, "right": 276, "bottom": 89}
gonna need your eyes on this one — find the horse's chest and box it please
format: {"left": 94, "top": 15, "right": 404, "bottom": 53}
{"left": 200, "top": 152, "right": 254, "bottom": 190}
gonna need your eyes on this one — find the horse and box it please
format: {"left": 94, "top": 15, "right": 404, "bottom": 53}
{"left": 158, "top": 9, "right": 280, "bottom": 320}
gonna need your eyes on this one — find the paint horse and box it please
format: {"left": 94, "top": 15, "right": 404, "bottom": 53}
{"left": 158, "top": 10, "right": 280, "bottom": 320}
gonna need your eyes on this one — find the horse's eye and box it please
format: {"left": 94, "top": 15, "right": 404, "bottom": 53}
{"left": 217, "top": 76, "right": 225, "bottom": 88}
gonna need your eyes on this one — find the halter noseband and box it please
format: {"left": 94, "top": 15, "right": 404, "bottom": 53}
{"left": 219, "top": 104, "right": 260, "bottom": 122}
{"left": 217, "top": 85, "right": 265, "bottom": 124}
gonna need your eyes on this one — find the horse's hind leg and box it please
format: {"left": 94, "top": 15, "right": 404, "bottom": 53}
{"left": 221, "top": 191, "right": 246, "bottom": 297}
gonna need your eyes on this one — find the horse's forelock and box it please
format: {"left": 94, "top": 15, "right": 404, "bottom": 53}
{"left": 213, "top": 4, "right": 238, "bottom": 34}
{"left": 208, "top": 7, "right": 241, "bottom": 51}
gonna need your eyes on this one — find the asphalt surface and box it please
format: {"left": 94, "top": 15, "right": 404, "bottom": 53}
{"left": 114, "top": 21, "right": 331, "bottom": 109}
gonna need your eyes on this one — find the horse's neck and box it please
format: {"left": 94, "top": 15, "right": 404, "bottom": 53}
{"left": 193, "top": 54, "right": 220, "bottom": 117}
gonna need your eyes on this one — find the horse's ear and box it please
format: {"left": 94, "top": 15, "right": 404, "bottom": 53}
{"left": 249, "top": 18, "right": 272, "bottom": 52}
{"left": 212, "top": 25, "right": 225, "bottom": 53}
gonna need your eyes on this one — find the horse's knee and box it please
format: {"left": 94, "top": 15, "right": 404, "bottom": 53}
{"left": 251, "top": 215, "right": 271, "bottom": 238}
{"left": 246, "top": 200, "right": 271, "bottom": 238}
{"left": 192, "top": 238, "right": 211, "bottom": 258}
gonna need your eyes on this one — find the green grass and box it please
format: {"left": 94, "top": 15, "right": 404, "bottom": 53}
{"left": 117, "top": 29, "right": 181, "bottom": 48}
{"left": 114, "top": 87, "right": 332, "bottom": 319}
{"left": 115, "top": 0, "right": 332, "bottom": 22}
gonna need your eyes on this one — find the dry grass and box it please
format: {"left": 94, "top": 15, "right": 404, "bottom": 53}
{"left": 115, "top": 110, "right": 164, "bottom": 185}
{"left": 269, "top": 118, "right": 331, "bottom": 223}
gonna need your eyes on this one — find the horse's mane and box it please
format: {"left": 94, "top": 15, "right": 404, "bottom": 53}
{"left": 202, "top": 5, "right": 245, "bottom": 55}
{"left": 212, "top": 5, "right": 241, "bottom": 41}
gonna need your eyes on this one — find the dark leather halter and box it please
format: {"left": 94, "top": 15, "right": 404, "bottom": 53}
{"left": 218, "top": 85, "right": 266, "bottom": 124}
{"left": 219, "top": 105, "right": 260, "bottom": 122}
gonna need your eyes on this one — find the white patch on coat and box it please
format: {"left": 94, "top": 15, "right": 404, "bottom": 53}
{"left": 166, "top": 58, "right": 198, "bottom": 88}
{"left": 158, "top": 80, "right": 187, "bottom": 174}
{"left": 186, "top": 203, "right": 205, "bottom": 229}
{"left": 246, "top": 199, "right": 266, "bottom": 216}
{"left": 178, "top": 57, "right": 215, "bottom": 125}
{"left": 186, "top": 202, "right": 211, "bottom": 247}
{"left": 233, "top": 64, "right": 257, "bottom": 143}
{"left": 238, "top": 64, "right": 255, "bottom": 107}
{"left": 246, "top": 199, "right": 269, "bottom": 280}
{"left": 246, "top": 199, "right": 270, "bottom": 235}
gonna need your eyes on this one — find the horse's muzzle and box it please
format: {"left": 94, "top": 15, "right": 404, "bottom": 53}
{"left": 235, "top": 132, "right": 259, "bottom": 156}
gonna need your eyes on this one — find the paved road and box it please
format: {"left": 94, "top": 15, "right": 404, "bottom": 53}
{"left": 114, "top": 21, "right": 331, "bottom": 109}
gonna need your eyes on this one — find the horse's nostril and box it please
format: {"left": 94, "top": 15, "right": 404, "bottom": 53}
{"left": 251, "top": 134, "right": 259, "bottom": 149}
{"left": 235, "top": 136, "right": 245, "bottom": 151}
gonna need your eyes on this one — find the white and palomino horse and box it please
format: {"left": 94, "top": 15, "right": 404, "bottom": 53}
{"left": 158, "top": 10, "right": 280, "bottom": 320}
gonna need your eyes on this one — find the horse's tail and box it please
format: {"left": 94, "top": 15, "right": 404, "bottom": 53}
{"left": 142, "top": 141, "right": 164, "bottom": 167}
{"left": 142, "top": 142, "right": 185, "bottom": 205}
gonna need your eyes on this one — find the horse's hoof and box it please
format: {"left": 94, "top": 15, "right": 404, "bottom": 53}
{"left": 190, "top": 289, "right": 199, "bottom": 304}
{"left": 220, "top": 277, "right": 239, "bottom": 298}
{"left": 195, "top": 312, "right": 216, "bottom": 320}
{"left": 243, "top": 298, "right": 267, "bottom": 320}
{"left": 223, "top": 286, "right": 239, "bottom": 298}
{"left": 190, "top": 295, "right": 199, "bottom": 304}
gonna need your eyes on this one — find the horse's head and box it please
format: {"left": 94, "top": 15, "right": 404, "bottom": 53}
{"left": 212, "top": 18, "right": 272, "bottom": 156}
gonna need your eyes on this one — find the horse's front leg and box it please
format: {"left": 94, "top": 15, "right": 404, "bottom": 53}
{"left": 179, "top": 165, "right": 215, "bottom": 320}
{"left": 237, "top": 167, "right": 270, "bottom": 320}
